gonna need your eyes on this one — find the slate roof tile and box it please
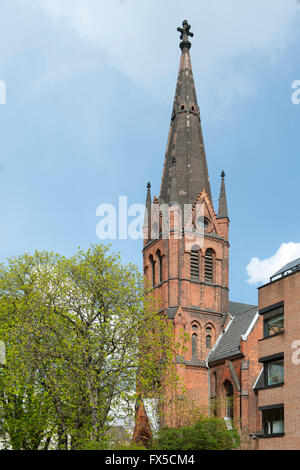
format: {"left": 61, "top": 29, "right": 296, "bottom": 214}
{"left": 208, "top": 301, "right": 258, "bottom": 364}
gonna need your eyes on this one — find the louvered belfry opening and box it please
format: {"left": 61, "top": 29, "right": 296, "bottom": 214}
{"left": 205, "top": 249, "right": 214, "bottom": 282}
{"left": 190, "top": 249, "right": 199, "bottom": 280}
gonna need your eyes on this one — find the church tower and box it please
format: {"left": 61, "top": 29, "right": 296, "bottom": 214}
{"left": 142, "top": 21, "right": 230, "bottom": 423}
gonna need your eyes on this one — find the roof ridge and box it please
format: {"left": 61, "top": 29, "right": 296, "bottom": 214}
{"left": 229, "top": 300, "right": 257, "bottom": 307}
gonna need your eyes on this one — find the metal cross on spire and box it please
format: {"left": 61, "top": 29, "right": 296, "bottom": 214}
{"left": 177, "top": 20, "right": 194, "bottom": 50}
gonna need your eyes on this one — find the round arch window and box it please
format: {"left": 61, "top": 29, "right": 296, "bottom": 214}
{"left": 224, "top": 381, "right": 234, "bottom": 419}
{"left": 192, "top": 333, "right": 197, "bottom": 357}
{"left": 196, "top": 216, "right": 210, "bottom": 232}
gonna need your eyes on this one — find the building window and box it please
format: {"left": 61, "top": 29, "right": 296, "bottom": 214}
{"left": 224, "top": 381, "right": 234, "bottom": 419}
{"left": 210, "top": 373, "right": 218, "bottom": 416}
{"left": 262, "top": 407, "right": 284, "bottom": 436}
{"left": 157, "top": 250, "right": 163, "bottom": 283}
{"left": 206, "top": 326, "right": 213, "bottom": 349}
{"left": 211, "top": 372, "right": 217, "bottom": 396}
{"left": 192, "top": 324, "right": 198, "bottom": 357}
{"left": 192, "top": 334, "right": 197, "bottom": 357}
{"left": 264, "top": 358, "right": 284, "bottom": 386}
{"left": 204, "top": 249, "right": 214, "bottom": 282}
{"left": 149, "top": 255, "right": 155, "bottom": 287}
{"left": 190, "top": 249, "right": 199, "bottom": 280}
{"left": 196, "top": 216, "right": 210, "bottom": 233}
{"left": 264, "top": 313, "right": 284, "bottom": 338}
{"left": 259, "top": 303, "right": 284, "bottom": 340}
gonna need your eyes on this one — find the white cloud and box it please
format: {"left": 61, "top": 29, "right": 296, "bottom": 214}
{"left": 246, "top": 242, "right": 300, "bottom": 285}
{"left": 25, "top": 0, "right": 300, "bottom": 117}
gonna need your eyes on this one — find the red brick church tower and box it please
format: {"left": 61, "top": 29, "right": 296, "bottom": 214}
{"left": 133, "top": 22, "right": 262, "bottom": 446}
{"left": 142, "top": 20, "right": 230, "bottom": 423}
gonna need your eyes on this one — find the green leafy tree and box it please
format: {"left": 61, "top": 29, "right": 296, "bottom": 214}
{"left": 0, "top": 245, "right": 178, "bottom": 449}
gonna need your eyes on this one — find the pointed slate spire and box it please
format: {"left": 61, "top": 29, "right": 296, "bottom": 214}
{"left": 143, "top": 182, "right": 152, "bottom": 239}
{"left": 159, "top": 21, "right": 212, "bottom": 209}
{"left": 169, "top": 157, "right": 179, "bottom": 204}
{"left": 217, "top": 171, "right": 229, "bottom": 219}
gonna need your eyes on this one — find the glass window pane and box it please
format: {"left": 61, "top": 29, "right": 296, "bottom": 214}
{"left": 267, "top": 359, "right": 284, "bottom": 385}
{"left": 273, "top": 419, "right": 284, "bottom": 434}
{"left": 265, "top": 314, "right": 284, "bottom": 336}
{"left": 262, "top": 408, "right": 284, "bottom": 435}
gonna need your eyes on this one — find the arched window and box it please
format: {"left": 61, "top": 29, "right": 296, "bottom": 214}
{"left": 206, "top": 326, "right": 212, "bottom": 349}
{"left": 191, "top": 324, "right": 199, "bottom": 358}
{"left": 212, "top": 372, "right": 217, "bottom": 396}
{"left": 190, "top": 249, "right": 200, "bottom": 280}
{"left": 211, "top": 372, "right": 218, "bottom": 416}
{"left": 224, "top": 381, "right": 234, "bottom": 419}
{"left": 149, "top": 255, "right": 155, "bottom": 287}
{"left": 192, "top": 334, "right": 197, "bottom": 357}
{"left": 205, "top": 249, "right": 214, "bottom": 282}
{"left": 196, "top": 216, "right": 210, "bottom": 233}
{"left": 157, "top": 250, "right": 163, "bottom": 283}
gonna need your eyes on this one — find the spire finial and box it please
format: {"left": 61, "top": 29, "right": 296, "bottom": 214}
{"left": 177, "top": 20, "right": 194, "bottom": 51}
{"left": 144, "top": 182, "right": 152, "bottom": 241}
{"left": 218, "top": 171, "right": 229, "bottom": 219}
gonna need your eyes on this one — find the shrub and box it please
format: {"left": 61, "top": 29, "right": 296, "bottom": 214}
{"left": 152, "top": 417, "right": 240, "bottom": 450}
{"left": 111, "top": 442, "right": 147, "bottom": 451}
{"left": 80, "top": 440, "right": 109, "bottom": 450}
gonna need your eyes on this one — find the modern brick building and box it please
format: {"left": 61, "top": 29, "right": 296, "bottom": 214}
{"left": 254, "top": 259, "right": 300, "bottom": 449}
{"left": 134, "top": 21, "right": 300, "bottom": 450}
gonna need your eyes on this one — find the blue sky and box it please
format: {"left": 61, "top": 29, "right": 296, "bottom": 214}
{"left": 0, "top": 0, "right": 300, "bottom": 305}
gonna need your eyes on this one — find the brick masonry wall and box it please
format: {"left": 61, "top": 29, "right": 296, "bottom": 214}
{"left": 257, "top": 271, "right": 300, "bottom": 450}
{"left": 209, "top": 316, "right": 262, "bottom": 436}
{"left": 142, "top": 194, "right": 230, "bottom": 424}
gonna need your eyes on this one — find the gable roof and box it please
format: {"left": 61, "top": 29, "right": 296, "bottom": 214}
{"left": 208, "top": 301, "right": 258, "bottom": 364}
{"left": 228, "top": 301, "right": 257, "bottom": 317}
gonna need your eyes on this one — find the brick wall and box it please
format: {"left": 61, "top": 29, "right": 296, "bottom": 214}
{"left": 142, "top": 193, "right": 230, "bottom": 424}
{"left": 257, "top": 271, "right": 300, "bottom": 450}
